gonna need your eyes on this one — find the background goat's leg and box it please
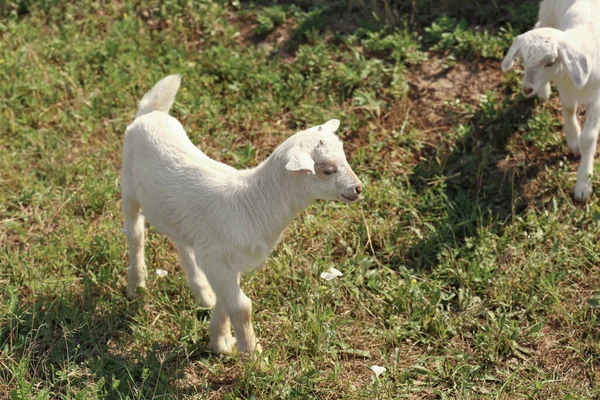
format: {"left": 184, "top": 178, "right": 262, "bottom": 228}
{"left": 560, "top": 94, "right": 581, "bottom": 155}
{"left": 575, "top": 103, "right": 600, "bottom": 201}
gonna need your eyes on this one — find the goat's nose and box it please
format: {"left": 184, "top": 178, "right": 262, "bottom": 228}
{"left": 355, "top": 184, "right": 363, "bottom": 195}
{"left": 523, "top": 87, "right": 533, "bottom": 96}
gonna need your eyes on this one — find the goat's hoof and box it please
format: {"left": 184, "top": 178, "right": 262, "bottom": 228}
{"left": 208, "top": 336, "right": 237, "bottom": 354}
{"left": 238, "top": 342, "right": 262, "bottom": 354}
{"left": 574, "top": 182, "right": 593, "bottom": 202}
{"left": 126, "top": 285, "right": 147, "bottom": 299}
{"left": 567, "top": 142, "right": 581, "bottom": 156}
{"left": 235, "top": 343, "right": 263, "bottom": 363}
{"left": 197, "top": 293, "right": 216, "bottom": 308}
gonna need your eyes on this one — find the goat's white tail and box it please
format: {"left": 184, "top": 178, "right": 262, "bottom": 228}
{"left": 135, "top": 74, "right": 182, "bottom": 118}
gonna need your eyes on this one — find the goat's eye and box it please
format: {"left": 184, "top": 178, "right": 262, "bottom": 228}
{"left": 324, "top": 169, "right": 337, "bottom": 176}
{"left": 545, "top": 60, "right": 556, "bottom": 68}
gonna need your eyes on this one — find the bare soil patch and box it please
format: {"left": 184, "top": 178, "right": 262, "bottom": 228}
{"left": 230, "top": 12, "right": 297, "bottom": 57}
{"left": 407, "top": 56, "right": 505, "bottom": 132}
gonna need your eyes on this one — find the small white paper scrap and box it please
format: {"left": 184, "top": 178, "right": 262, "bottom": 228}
{"left": 320, "top": 268, "right": 343, "bottom": 281}
{"left": 370, "top": 365, "right": 386, "bottom": 376}
{"left": 156, "top": 269, "right": 168, "bottom": 277}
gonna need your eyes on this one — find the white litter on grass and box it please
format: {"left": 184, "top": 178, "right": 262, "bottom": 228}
{"left": 320, "top": 268, "right": 343, "bottom": 281}
{"left": 370, "top": 365, "right": 386, "bottom": 376}
{"left": 155, "top": 269, "right": 168, "bottom": 277}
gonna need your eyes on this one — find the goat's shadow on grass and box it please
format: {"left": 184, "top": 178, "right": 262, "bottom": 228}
{"left": 2, "top": 279, "right": 216, "bottom": 397}
{"left": 404, "top": 96, "right": 552, "bottom": 269}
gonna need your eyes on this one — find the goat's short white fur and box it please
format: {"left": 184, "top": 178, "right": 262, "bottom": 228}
{"left": 502, "top": 0, "right": 600, "bottom": 201}
{"left": 121, "top": 74, "right": 363, "bottom": 353}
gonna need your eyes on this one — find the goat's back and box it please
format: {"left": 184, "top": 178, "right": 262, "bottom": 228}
{"left": 539, "top": 0, "right": 600, "bottom": 31}
{"left": 121, "top": 112, "right": 235, "bottom": 244}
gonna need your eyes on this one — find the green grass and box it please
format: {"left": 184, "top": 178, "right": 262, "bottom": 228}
{"left": 2, "top": 0, "right": 600, "bottom": 398}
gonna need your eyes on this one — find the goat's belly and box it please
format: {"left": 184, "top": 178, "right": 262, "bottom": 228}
{"left": 143, "top": 213, "right": 178, "bottom": 238}
{"left": 138, "top": 204, "right": 187, "bottom": 243}
{"left": 225, "top": 242, "right": 271, "bottom": 272}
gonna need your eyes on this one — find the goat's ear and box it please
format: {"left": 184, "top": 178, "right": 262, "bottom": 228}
{"left": 502, "top": 37, "right": 522, "bottom": 72}
{"left": 321, "top": 119, "right": 340, "bottom": 133}
{"left": 285, "top": 150, "right": 315, "bottom": 176}
{"left": 558, "top": 39, "right": 591, "bottom": 89}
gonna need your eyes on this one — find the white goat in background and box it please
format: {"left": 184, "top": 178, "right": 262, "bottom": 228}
{"left": 121, "top": 74, "right": 363, "bottom": 353}
{"left": 502, "top": 0, "right": 600, "bottom": 201}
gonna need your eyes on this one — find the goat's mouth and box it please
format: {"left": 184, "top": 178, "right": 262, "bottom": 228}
{"left": 341, "top": 193, "right": 360, "bottom": 203}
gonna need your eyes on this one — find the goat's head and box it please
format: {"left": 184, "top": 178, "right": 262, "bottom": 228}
{"left": 284, "top": 119, "right": 363, "bottom": 203}
{"left": 502, "top": 27, "right": 591, "bottom": 95}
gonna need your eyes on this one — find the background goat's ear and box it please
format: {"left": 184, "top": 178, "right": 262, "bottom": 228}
{"left": 285, "top": 150, "right": 315, "bottom": 175}
{"left": 558, "top": 40, "right": 591, "bottom": 89}
{"left": 501, "top": 39, "right": 521, "bottom": 72}
{"left": 321, "top": 119, "right": 340, "bottom": 133}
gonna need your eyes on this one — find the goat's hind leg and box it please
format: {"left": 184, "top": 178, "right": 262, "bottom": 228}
{"left": 123, "top": 196, "right": 147, "bottom": 298}
{"left": 176, "top": 244, "right": 216, "bottom": 308}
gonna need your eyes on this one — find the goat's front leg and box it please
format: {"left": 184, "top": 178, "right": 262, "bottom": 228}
{"left": 208, "top": 303, "right": 236, "bottom": 353}
{"left": 560, "top": 95, "right": 581, "bottom": 155}
{"left": 574, "top": 103, "right": 600, "bottom": 202}
{"left": 203, "top": 266, "right": 259, "bottom": 353}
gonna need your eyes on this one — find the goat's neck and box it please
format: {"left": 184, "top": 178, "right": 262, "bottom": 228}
{"left": 240, "top": 157, "right": 313, "bottom": 245}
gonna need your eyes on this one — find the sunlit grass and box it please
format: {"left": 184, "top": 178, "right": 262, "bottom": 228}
{"left": 1, "top": 0, "right": 599, "bottom": 398}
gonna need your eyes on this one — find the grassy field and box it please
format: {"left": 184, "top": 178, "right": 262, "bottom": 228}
{"left": 2, "top": 0, "right": 600, "bottom": 398}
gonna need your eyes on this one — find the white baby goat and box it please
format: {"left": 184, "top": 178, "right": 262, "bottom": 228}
{"left": 501, "top": 0, "right": 600, "bottom": 201}
{"left": 121, "top": 74, "right": 363, "bottom": 353}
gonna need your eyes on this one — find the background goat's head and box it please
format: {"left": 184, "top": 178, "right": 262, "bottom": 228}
{"left": 502, "top": 27, "right": 591, "bottom": 96}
